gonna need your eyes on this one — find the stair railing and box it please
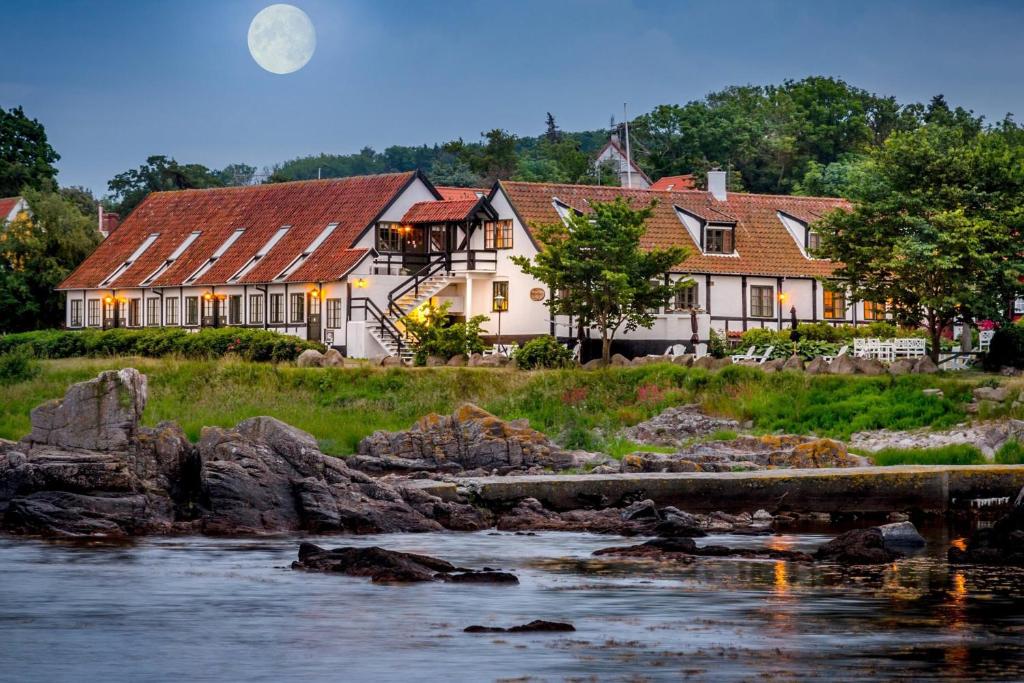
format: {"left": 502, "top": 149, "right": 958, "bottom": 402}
{"left": 350, "top": 296, "right": 408, "bottom": 358}
{"left": 387, "top": 252, "right": 450, "bottom": 322}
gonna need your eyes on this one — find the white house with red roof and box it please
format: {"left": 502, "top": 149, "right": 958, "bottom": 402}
{"left": 0, "top": 196, "right": 30, "bottom": 224}
{"left": 58, "top": 169, "right": 880, "bottom": 360}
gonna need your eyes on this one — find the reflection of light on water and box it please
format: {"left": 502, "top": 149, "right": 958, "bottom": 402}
{"left": 773, "top": 560, "right": 789, "bottom": 596}
{"left": 767, "top": 536, "right": 793, "bottom": 552}
{"left": 951, "top": 537, "right": 967, "bottom": 552}
{"left": 945, "top": 571, "right": 970, "bottom": 671}
{"left": 951, "top": 572, "right": 967, "bottom": 604}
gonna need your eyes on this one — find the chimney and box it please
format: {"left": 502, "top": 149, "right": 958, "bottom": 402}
{"left": 707, "top": 170, "right": 727, "bottom": 201}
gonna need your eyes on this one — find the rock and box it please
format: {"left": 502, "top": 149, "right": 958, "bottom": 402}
{"left": 26, "top": 368, "right": 146, "bottom": 453}
{"left": 877, "top": 521, "right": 926, "bottom": 548}
{"left": 621, "top": 405, "right": 739, "bottom": 447}
{"left": 292, "top": 542, "right": 518, "bottom": 584}
{"left": 913, "top": 356, "right": 938, "bottom": 374}
{"left": 714, "top": 357, "right": 733, "bottom": 369}
{"left": 476, "top": 354, "right": 509, "bottom": 368}
{"left": 692, "top": 355, "right": 716, "bottom": 370}
{"left": 424, "top": 355, "right": 447, "bottom": 367}
{"left": 804, "top": 357, "right": 830, "bottom": 374}
{"left": 672, "top": 354, "right": 693, "bottom": 367}
{"left": 467, "top": 353, "right": 484, "bottom": 367}
{"left": 494, "top": 497, "right": 652, "bottom": 535}
{"left": 622, "top": 435, "right": 865, "bottom": 473}
{"left": 352, "top": 404, "right": 576, "bottom": 474}
{"left": 379, "top": 355, "right": 403, "bottom": 367}
{"left": 465, "top": 620, "right": 575, "bottom": 634}
{"left": 973, "top": 386, "right": 1009, "bottom": 402}
{"left": 446, "top": 355, "right": 467, "bottom": 367}
{"left": 782, "top": 355, "right": 804, "bottom": 372}
{"left": 564, "top": 450, "right": 616, "bottom": 469}
{"left": 888, "top": 359, "right": 915, "bottom": 375}
{"left": 582, "top": 358, "right": 605, "bottom": 370}
{"left": 760, "top": 358, "right": 784, "bottom": 373}
{"left": 949, "top": 488, "right": 1024, "bottom": 565}
{"left": 922, "top": 388, "right": 944, "bottom": 398}
{"left": 594, "top": 536, "right": 812, "bottom": 562}
{"left": 752, "top": 509, "right": 773, "bottom": 521}
{"left": 887, "top": 511, "right": 910, "bottom": 522}
{"left": 829, "top": 354, "right": 859, "bottom": 375}
{"left": 814, "top": 527, "right": 903, "bottom": 564}
{"left": 322, "top": 349, "right": 344, "bottom": 367}
{"left": 610, "top": 353, "right": 630, "bottom": 367}
{"left": 296, "top": 349, "right": 324, "bottom": 368}
{"left": 854, "top": 357, "right": 886, "bottom": 376}
{"left": 620, "top": 498, "right": 660, "bottom": 521}
{"left": 654, "top": 507, "right": 706, "bottom": 537}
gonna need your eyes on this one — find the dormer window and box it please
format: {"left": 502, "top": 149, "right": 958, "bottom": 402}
{"left": 552, "top": 198, "right": 578, "bottom": 224}
{"left": 704, "top": 225, "right": 734, "bottom": 254}
{"left": 806, "top": 231, "right": 821, "bottom": 251}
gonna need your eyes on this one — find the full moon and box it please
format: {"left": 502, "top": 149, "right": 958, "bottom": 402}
{"left": 248, "top": 4, "right": 316, "bottom": 75}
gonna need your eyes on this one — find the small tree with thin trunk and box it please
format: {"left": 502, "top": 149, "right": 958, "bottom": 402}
{"left": 511, "top": 198, "right": 689, "bottom": 364}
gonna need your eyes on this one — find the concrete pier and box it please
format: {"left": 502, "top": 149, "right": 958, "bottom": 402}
{"left": 414, "top": 465, "right": 1024, "bottom": 514}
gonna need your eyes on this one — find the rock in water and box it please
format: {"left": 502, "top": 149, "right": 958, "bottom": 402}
{"left": 351, "top": 403, "right": 576, "bottom": 474}
{"left": 813, "top": 523, "right": 925, "bottom": 564}
{"left": 292, "top": 542, "right": 519, "bottom": 584}
{"left": 949, "top": 488, "right": 1024, "bottom": 565}
{"left": 465, "top": 620, "right": 575, "bottom": 633}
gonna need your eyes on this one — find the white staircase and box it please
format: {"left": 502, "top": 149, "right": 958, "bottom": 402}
{"left": 366, "top": 271, "right": 454, "bottom": 362}
{"left": 391, "top": 273, "right": 453, "bottom": 317}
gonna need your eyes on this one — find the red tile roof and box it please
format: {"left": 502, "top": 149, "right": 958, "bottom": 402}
{"left": 650, "top": 175, "right": 696, "bottom": 191}
{"left": 497, "top": 181, "right": 848, "bottom": 278}
{"left": 436, "top": 186, "right": 485, "bottom": 200}
{"left": 59, "top": 173, "right": 415, "bottom": 290}
{"left": 0, "top": 196, "right": 22, "bottom": 221}
{"left": 401, "top": 199, "right": 481, "bottom": 223}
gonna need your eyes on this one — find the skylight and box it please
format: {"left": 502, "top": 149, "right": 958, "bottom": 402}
{"left": 139, "top": 231, "right": 201, "bottom": 286}
{"left": 183, "top": 228, "right": 245, "bottom": 284}
{"left": 99, "top": 232, "right": 159, "bottom": 287}
{"left": 552, "top": 198, "right": 574, "bottom": 223}
{"left": 274, "top": 223, "right": 337, "bottom": 281}
{"left": 227, "top": 225, "right": 291, "bottom": 283}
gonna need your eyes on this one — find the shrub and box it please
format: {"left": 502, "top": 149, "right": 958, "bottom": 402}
{"left": 995, "top": 439, "right": 1024, "bottom": 464}
{"left": 0, "top": 348, "right": 40, "bottom": 385}
{"left": 403, "top": 302, "right": 488, "bottom": 366}
{"left": 707, "top": 329, "right": 727, "bottom": 358}
{"left": 983, "top": 326, "right": 1024, "bottom": 371}
{"left": 0, "top": 327, "right": 323, "bottom": 362}
{"left": 512, "top": 335, "right": 573, "bottom": 369}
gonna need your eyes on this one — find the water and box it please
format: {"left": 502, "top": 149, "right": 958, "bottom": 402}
{"left": 1, "top": 529, "right": 1022, "bottom": 682}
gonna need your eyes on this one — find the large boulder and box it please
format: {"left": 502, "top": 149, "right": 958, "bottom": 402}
{"left": 692, "top": 355, "right": 717, "bottom": 370}
{"left": 296, "top": 349, "right": 324, "bottom": 368}
{"left": 829, "top": 354, "right": 859, "bottom": 375}
{"left": 621, "top": 434, "right": 865, "bottom": 473}
{"left": 815, "top": 522, "right": 925, "bottom": 564}
{"left": 322, "top": 349, "right": 344, "bottom": 367}
{"left": 292, "top": 542, "right": 518, "bottom": 584}
{"left": 621, "top": 405, "right": 739, "bottom": 447}
{"left": 610, "top": 353, "right": 630, "bottom": 367}
{"left": 854, "top": 357, "right": 886, "bottom": 376}
{"left": 804, "top": 357, "right": 830, "bottom": 374}
{"left": 888, "top": 359, "right": 915, "bottom": 375}
{"left": 782, "top": 355, "right": 804, "bottom": 372}
{"left": 351, "top": 403, "right": 576, "bottom": 475}
{"left": 973, "top": 386, "right": 1010, "bottom": 402}
{"left": 913, "top": 356, "right": 939, "bottom": 374}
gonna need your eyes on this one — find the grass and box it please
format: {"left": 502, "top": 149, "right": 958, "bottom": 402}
{"left": 0, "top": 356, "right": 983, "bottom": 458}
{"left": 866, "top": 444, "right": 987, "bottom": 466}
{"left": 995, "top": 440, "right": 1024, "bottom": 464}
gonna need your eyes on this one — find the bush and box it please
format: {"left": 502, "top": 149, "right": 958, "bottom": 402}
{"left": 995, "top": 439, "right": 1024, "bottom": 464}
{"left": 0, "top": 347, "right": 40, "bottom": 385}
{"left": 983, "top": 326, "right": 1024, "bottom": 371}
{"left": 512, "top": 336, "right": 573, "bottom": 369}
{"left": 0, "top": 327, "right": 323, "bottom": 362}
{"left": 402, "top": 302, "right": 488, "bottom": 366}
{"left": 707, "top": 329, "right": 727, "bottom": 358}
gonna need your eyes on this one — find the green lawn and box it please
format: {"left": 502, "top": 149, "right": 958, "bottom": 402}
{"left": 0, "top": 357, "right": 992, "bottom": 457}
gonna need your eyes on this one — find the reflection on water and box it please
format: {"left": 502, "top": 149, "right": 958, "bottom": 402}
{"left": 1, "top": 529, "right": 1022, "bottom": 682}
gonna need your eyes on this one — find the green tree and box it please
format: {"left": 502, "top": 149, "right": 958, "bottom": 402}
{"left": 216, "top": 163, "right": 257, "bottom": 186}
{"left": 107, "top": 155, "right": 225, "bottom": 215}
{"left": 813, "top": 124, "right": 1024, "bottom": 361}
{"left": 0, "top": 188, "right": 101, "bottom": 331}
{"left": 511, "top": 198, "right": 689, "bottom": 364}
{"left": 0, "top": 106, "right": 60, "bottom": 197}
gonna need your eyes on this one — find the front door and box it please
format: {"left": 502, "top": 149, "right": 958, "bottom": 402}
{"left": 307, "top": 293, "right": 322, "bottom": 342}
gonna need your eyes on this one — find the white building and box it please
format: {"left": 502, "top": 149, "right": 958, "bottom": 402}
{"left": 59, "top": 170, "right": 882, "bottom": 360}
{"left": 593, "top": 135, "right": 651, "bottom": 189}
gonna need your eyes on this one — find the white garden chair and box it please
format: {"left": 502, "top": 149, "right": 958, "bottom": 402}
{"left": 756, "top": 346, "right": 775, "bottom": 364}
{"left": 568, "top": 342, "right": 581, "bottom": 362}
{"left": 664, "top": 343, "right": 687, "bottom": 357}
{"left": 731, "top": 346, "right": 757, "bottom": 363}
{"left": 979, "top": 330, "right": 995, "bottom": 353}
{"left": 822, "top": 345, "right": 848, "bottom": 363}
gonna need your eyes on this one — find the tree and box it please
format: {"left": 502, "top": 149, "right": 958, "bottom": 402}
{"left": 511, "top": 198, "right": 689, "bottom": 364}
{"left": 0, "top": 106, "right": 60, "bottom": 197}
{"left": 216, "top": 163, "right": 257, "bottom": 186}
{"left": 107, "top": 155, "right": 224, "bottom": 215}
{"left": 813, "top": 123, "right": 1024, "bottom": 361}
{"left": 0, "top": 188, "right": 101, "bottom": 331}
{"left": 544, "top": 112, "right": 561, "bottom": 143}
{"left": 59, "top": 186, "right": 99, "bottom": 218}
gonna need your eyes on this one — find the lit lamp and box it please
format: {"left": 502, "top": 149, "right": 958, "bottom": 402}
{"left": 353, "top": 278, "right": 369, "bottom": 289}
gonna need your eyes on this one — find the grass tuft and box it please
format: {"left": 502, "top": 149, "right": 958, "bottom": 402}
{"left": 867, "top": 444, "right": 986, "bottom": 466}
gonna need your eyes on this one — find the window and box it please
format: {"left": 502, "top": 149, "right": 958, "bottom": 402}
{"left": 165, "top": 298, "right": 179, "bottom": 326}
{"left": 1015, "top": 297, "right": 1024, "bottom": 315}
{"left": 807, "top": 231, "right": 821, "bottom": 252}
{"left": 863, "top": 300, "right": 887, "bottom": 320}
{"left": 70, "top": 299, "right": 82, "bottom": 327}
{"left": 87, "top": 299, "right": 100, "bottom": 327}
{"left": 492, "top": 281, "right": 509, "bottom": 312}
{"left": 185, "top": 297, "right": 199, "bottom": 326}
{"left": 146, "top": 298, "right": 160, "bottom": 325}
{"left": 671, "top": 283, "right": 699, "bottom": 312}
{"left": 127, "top": 299, "right": 141, "bottom": 327}
{"left": 290, "top": 293, "right": 305, "bottom": 323}
{"left": 705, "top": 226, "right": 734, "bottom": 254}
{"left": 249, "top": 295, "right": 264, "bottom": 324}
{"left": 308, "top": 292, "right": 321, "bottom": 317}
{"left": 326, "top": 298, "right": 342, "bottom": 328}
{"left": 377, "top": 223, "right": 403, "bottom": 252}
{"left": 269, "top": 294, "right": 284, "bottom": 324}
{"left": 484, "top": 220, "right": 513, "bottom": 249}
{"left": 750, "top": 285, "right": 774, "bottom": 318}
{"left": 228, "top": 295, "right": 242, "bottom": 325}
{"left": 823, "top": 290, "right": 846, "bottom": 320}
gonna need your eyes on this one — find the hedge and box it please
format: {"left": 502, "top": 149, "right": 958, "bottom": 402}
{"left": 0, "top": 328, "right": 325, "bottom": 362}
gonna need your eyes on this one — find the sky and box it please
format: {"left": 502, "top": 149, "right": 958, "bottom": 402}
{"left": 4, "top": 0, "right": 1024, "bottom": 195}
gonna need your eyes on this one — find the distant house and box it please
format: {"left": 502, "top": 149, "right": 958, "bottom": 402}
{"left": 593, "top": 135, "right": 651, "bottom": 189}
{"left": 0, "top": 196, "right": 30, "bottom": 224}
{"left": 650, "top": 174, "right": 696, "bottom": 191}
{"left": 58, "top": 170, "right": 878, "bottom": 358}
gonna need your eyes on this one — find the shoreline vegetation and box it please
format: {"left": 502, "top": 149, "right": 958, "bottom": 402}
{"left": 2, "top": 356, "right": 1019, "bottom": 463}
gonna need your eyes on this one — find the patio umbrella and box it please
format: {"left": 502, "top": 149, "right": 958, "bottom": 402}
{"left": 789, "top": 306, "right": 801, "bottom": 343}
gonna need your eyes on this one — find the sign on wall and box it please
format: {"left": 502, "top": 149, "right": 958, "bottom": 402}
{"left": 529, "top": 288, "right": 545, "bottom": 302}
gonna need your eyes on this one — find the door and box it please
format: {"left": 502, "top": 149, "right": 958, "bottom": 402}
{"left": 306, "top": 293, "right": 322, "bottom": 342}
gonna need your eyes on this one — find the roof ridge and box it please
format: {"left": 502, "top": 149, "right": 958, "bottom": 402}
{"left": 146, "top": 171, "right": 417, "bottom": 196}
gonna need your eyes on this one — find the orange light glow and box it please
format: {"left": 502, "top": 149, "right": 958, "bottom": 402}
{"left": 778, "top": 292, "right": 789, "bottom": 302}
{"left": 353, "top": 278, "right": 369, "bottom": 289}
{"left": 203, "top": 293, "right": 213, "bottom": 301}
{"left": 103, "top": 296, "right": 113, "bottom": 304}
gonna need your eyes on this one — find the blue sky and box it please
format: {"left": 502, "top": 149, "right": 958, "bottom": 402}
{"left": 4, "top": 0, "right": 1024, "bottom": 194}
